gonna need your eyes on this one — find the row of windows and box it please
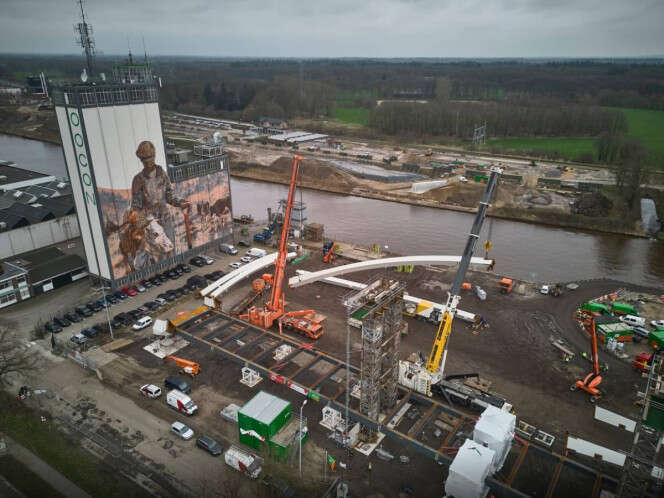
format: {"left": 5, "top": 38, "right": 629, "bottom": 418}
{"left": 168, "top": 158, "right": 224, "bottom": 183}
{"left": 53, "top": 85, "right": 159, "bottom": 108}
{"left": 0, "top": 292, "right": 17, "bottom": 305}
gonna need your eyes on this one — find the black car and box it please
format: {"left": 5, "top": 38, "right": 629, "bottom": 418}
{"left": 183, "top": 283, "right": 197, "bottom": 293}
{"left": 150, "top": 276, "right": 161, "bottom": 286}
{"left": 174, "top": 266, "right": 184, "bottom": 275}
{"left": 136, "top": 305, "right": 150, "bottom": 314}
{"left": 111, "top": 317, "right": 125, "bottom": 329}
{"left": 127, "top": 309, "right": 143, "bottom": 320}
{"left": 106, "top": 294, "right": 119, "bottom": 304}
{"left": 92, "top": 323, "right": 108, "bottom": 334}
{"left": 54, "top": 316, "right": 71, "bottom": 328}
{"left": 87, "top": 300, "right": 102, "bottom": 312}
{"left": 75, "top": 305, "right": 93, "bottom": 318}
{"left": 144, "top": 301, "right": 159, "bottom": 311}
{"left": 189, "top": 256, "right": 206, "bottom": 267}
{"left": 170, "top": 288, "right": 184, "bottom": 298}
{"left": 160, "top": 271, "right": 170, "bottom": 281}
{"left": 81, "top": 327, "right": 99, "bottom": 338}
{"left": 114, "top": 290, "right": 128, "bottom": 300}
{"left": 141, "top": 279, "right": 153, "bottom": 289}
{"left": 64, "top": 311, "right": 82, "bottom": 323}
{"left": 204, "top": 272, "right": 216, "bottom": 281}
{"left": 96, "top": 297, "right": 110, "bottom": 308}
{"left": 163, "top": 292, "right": 177, "bottom": 301}
{"left": 196, "top": 436, "right": 222, "bottom": 456}
{"left": 179, "top": 264, "right": 191, "bottom": 273}
{"left": 45, "top": 321, "right": 63, "bottom": 334}
{"left": 157, "top": 292, "right": 170, "bottom": 301}
{"left": 237, "top": 240, "right": 249, "bottom": 247}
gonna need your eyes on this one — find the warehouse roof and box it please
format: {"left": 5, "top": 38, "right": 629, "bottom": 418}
{"left": 5, "top": 246, "right": 86, "bottom": 285}
{"left": 268, "top": 131, "right": 311, "bottom": 142}
{"left": 36, "top": 195, "right": 76, "bottom": 217}
{"left": 0, "top": 164, "right": 48, "bottom": 187}
{"left": 5, "top": 202, "right": 55, "bottom": 223}
{"left": 287, "top": 133, "right": 328, "bottom": 143}
{"left": 0, "top": 210, "right": 30, "bottom": 230}
{"left": 239, "top": 391, "right": 290, "bottom": 425}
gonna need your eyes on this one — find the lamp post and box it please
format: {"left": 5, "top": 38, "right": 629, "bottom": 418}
{"left": 299, "top": 398, "right": 307, "bottom": 477}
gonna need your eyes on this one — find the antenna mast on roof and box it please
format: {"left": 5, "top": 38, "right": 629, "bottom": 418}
{"left": 74, "top": 0, "right": 95, "bottom": 78}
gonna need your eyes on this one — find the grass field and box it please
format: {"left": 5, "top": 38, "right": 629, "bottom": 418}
{"left": 487, "top": 137, "right": 596, "bottom": 159}
{"left": 618, "top": 108, "right": 664, "bottom": 167}
{"left": 0, "top": 455, "right": 65, "bottom": 498}
{"left": 331, "top": 105, "right": 371, "bottom": 126}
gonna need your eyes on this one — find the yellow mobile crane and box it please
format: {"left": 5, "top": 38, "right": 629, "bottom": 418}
{"left": 399, "top": 165, "right": 503, "bottom": 396}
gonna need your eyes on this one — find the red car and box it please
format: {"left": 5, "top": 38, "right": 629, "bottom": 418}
{"left": 122, "top": 285, "right": 138, "bottom": 297}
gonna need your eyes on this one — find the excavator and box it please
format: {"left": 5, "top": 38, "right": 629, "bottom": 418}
{"left": 570, "top": 318, "right": 603, "bottom": 403}
{"left": 240, "top": 156, "right": 324, "bottom": 340}
{"left": 164, "top": 355, "right": 200, "bottom": 376}
{"left": 399, "top": 165, "right": 502, "bottom": 396}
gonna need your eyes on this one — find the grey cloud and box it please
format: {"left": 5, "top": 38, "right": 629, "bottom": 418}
{"left": 1, "top": 0, "right": 663, "bottom": 57}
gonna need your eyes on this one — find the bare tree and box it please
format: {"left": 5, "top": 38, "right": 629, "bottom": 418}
{"left": 0, "top": 327, "right": 41, "bottom": 385}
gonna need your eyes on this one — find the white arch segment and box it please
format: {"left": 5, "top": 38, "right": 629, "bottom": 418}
{"left": 201, "top": 252, "right": 297, "bottom": 300}
{"left": 288, "top": 255, "right": 493, "bottom": 288}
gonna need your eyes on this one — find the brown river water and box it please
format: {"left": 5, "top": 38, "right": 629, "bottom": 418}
{"left": 2, "top": 134, "right": 662, "bottom": 287}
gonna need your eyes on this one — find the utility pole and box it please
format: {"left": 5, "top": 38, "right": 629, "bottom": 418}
{"left": 74, "top": 0, "right": 96, "bottom": 78}
{"left": 299, "top": 399, "right": 308, "bottom": 477}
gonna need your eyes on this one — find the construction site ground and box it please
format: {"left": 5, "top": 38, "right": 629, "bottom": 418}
{"left": 3, "top": 242, "right": 663, "bottom": 497}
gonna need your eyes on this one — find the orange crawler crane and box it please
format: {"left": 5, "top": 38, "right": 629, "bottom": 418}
{"left": 570, "top": 318, "right": 603, "bottom": 403}
{"left": 164, "top": 356, "right": 200, "bottom": 376}
{"left": 241, "top": 156, "right": 324, "bottom": 340}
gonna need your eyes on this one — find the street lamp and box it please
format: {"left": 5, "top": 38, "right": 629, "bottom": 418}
{"left": 299, "top": 399, "right": 308, "bottom": 477}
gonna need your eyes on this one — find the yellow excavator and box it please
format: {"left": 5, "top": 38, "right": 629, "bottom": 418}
{"left": 400, "top": 165, "right": 502, "bottom": 395}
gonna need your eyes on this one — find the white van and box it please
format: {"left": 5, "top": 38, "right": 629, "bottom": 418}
{"left": 246, "top": 247, "right": 267, "bottom": 258}
{"left": 166, "top": 389, "right": 198, "bottom": 415}
{"left": 620, "top": 314, "right": 646, "bottom": 327}
{"left": 219, "top": 243, "right": 238, "bottom": 255}
{"left": 133, "top": 316, "right": 152, "bottom": 330}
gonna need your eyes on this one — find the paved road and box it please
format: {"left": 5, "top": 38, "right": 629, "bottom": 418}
{"left": 4, "top": 436, "right": 92, "bottom": 498}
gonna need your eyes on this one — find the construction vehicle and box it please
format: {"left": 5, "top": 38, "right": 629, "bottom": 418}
{"left": 241, "top": 156, "right": 324, "bottom": 340}
{"left": 499, "top": 278, "right": 513, "bottom": 294}
{"left": 322, "top": 241, "right": 338, "bottom": 263}
{"left": 569, "top": 319, "right": 603, "bottom": 403}
{"left": 253, "top": 229, "right": 272, "bottom": 243}
{"left": 399, "top": 165, "right": 502, "bottom": 396}
{"left": 633, "top": 352, "right": 653, "bottom": 373}
{"left": 164, "top": 355, "right": 200, "bottom": 376}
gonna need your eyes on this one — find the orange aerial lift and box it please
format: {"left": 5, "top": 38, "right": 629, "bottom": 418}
{"left": 164, "top": 356, "right": 200, "bottom": 376}
{"left": 241, "top": 156, "right": 324, "bottom": 340}
{"left": 323, "top": 241, "right": 338, "bottom": 263}
{"left": 570, "top": 318, "right": 603, "bottom": 403}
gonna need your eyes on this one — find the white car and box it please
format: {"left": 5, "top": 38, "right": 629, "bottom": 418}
{"left": 229, "top": 262, "right": 242, "bottom": 269}
{"left": 240, "top": 256, "right": 253, "bottom": 263}
{"left": 540, "top": 285, "right": 550, "bottom": 295}
{"left": 171, "top": 421, "right": 194, "bottom": 440}
{"left": 651, "top": 320, "right": 664, "bottom": 329}
{"left": 459, "top": 176, "right": 468, "bottom": 183}
{"left": 140, "top": 384, "right": 162, "bottom": 398}
{"left": 133, "top": 316, "right": 153, "bottom": 330}
{"left": 201, "top": 255, "right": 214, "bottom": 265}
{"left": 135, "top": 283, "right": 146, "bottom": 293}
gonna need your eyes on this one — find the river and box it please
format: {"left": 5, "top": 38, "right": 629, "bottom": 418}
{"left": 2, "top": 133, "right": 662, "bottom": 287}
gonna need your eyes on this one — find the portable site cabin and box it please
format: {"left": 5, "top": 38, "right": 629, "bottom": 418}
{"left": 648, "top": 330, "right": 664, "bottom": 351}
{"left": 583, "top": 302, "right": 611, "bottom": 315}
{"left": 612, "top": 302, "right": 638, "bottom": 316}
{"left": 237, "top": 391, "right": 307, "bottom": 460}
{"left": 596, "top": 322, "right": 633, "bottom": 343}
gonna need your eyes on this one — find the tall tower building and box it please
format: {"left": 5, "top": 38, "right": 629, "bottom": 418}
{"left": 53, "top": 3, "right": 232, "bottom": 289}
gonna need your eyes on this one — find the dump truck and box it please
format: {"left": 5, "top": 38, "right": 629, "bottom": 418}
{"left": 499, "top": 278, "right": 513, "bottom": 294}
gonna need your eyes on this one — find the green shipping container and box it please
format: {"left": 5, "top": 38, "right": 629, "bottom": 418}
{"left": 612, "top": 302, "right": 637, "bottom": 316}
{"left": 645, "top": 394, "right": 664, "bottom": 431}
{"left": 238, "top": 391, "right": 291, "bottom": 451}
{"left": 583, "top": 301, "right": 611, "bottom": 315}
{"left": 648, "top": 330, "right": 664, "bottom": 350}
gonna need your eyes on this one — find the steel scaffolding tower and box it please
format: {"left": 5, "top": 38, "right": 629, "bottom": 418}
{"left": 359, "top": 317, "right": 383, "bottom": 440}
{"left": 380, "top": 301, "right": 403, "bottom": 410}
{"left": 618, "top": 351, "right": 664, "bottom": 497}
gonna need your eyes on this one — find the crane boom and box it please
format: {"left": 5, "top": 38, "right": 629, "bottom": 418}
{"left": 268, "top": 155, "right": 302, "bottom": 313}
{"left": 426, "top": 166, "right": 502, "bottom": 375}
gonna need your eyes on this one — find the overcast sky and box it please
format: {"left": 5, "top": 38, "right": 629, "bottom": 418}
{"left": 2, "top": 0, "right": 663, "bottom": 58}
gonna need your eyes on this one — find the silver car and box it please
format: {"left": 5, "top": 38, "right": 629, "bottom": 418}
{"left": 171, "top": 421, "right": 194, "bottom": 440}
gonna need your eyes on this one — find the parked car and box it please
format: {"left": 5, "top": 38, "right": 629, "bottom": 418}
{"left": 633, "top": 326, "right": 650, "bottom": 338}
{"left": 114, "top": 290, "right": 128, "bottom": 300}
{"left": 174, "top": 266, "right": 184, "bottom": 276}
{"left": 45, "top": 321, "right": 62, "bottom": 334}
{"left": 141, "top": 279, "right": 153, "bottom": 289}
{"left": 75, "top": 305, "right": 93, "bottom": 318}
{"left": 201, "top": 255, "right": 215, "bottom": 265}
{"left": 168, "top": 270, "right": 179, "bottom": 280}
{"left": 127, "top": 309, "right": 143, "bottom": 320}
{"left": 620, "top": 315, "right": 646, "bottom": 327}
{"left": 136, "top": 305, "right": 150, "bottom": 314}
{"left": 87, "top": 300, "right": 102, "bottom": 312}
{"left": 178, "top": 263, "right": 191, "bottom": 273}
{"left": 81, "top": 327, "right": 99, "bottom": 338}
{"left": 237, "top": 240, "right": 249, "bottom": 247}
{"left": 162, "top": 292, "right": 176, "bottom": 302}
{"left": 54, "top": 316, "right": 71, "bottom": 328}
{"left": 135, "top": 283, "right": 147, "bottom": 293}
{"left": 144, "top": 301, "right": 159, "bottom": 311}
{"left": 106, "top": 294, "right": 119, "bottom": 304}
{"left": 229, "top": 262, "right": 242, "bottom": 269}
{"left": 150, "top": 276, "right": 162, "bottom": 286}
{"left": 540, "top": 285, "right": 550, "bottom": 295}
{"left": 133, "top": 316, "right": 153, "bottom": 330}
{"left": 183, "top": 283, "right": 197, "bottom": 293}
{"left": 70, "top": 333, "right": 88, "bottom": 345}
{"left": 171, "top": 421, "right": 194, "bottom": 440}
{"left": 189, "top": 256, "right": 206, "bottom": 267}
{"left": 139, "top": 384, "right": 162, "bottom": 398}
{"left": 651, "top": 320, "right": 664, "bottom": 329}
{"left": 96, "top": 297, "right": 110, "bottom": 308}
{"left": 159, "top": 272, "right": 170, "bottom": 282}
{"left": 155, "top": 297, "right": 167, "bottom": 306}
{"left": 240, "top": 256, "right": 253, "bottom": 263}
{"left": 204, "top": 272, "right": 217, "bottom": 281}
{"left": 111, "top": 317, "right": 125, "bottom": 329}
{"left": 164, "top": 376, "right": 191, "bottom": 394}
{"left": 219, "top": 244, "right": 238, "bottom": 255}
{"left": 64, "top": 311, "right": 82, "bottom": 323}
{"left": 122, "top": 286, "right": 138, "bottom": 297}
{"left": 196, "top": 436, "right": 222, "bottom": 456}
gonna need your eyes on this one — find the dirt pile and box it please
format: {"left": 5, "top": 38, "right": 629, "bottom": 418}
{"left": 573, "top": 191, "right": 613, "bottom": 217}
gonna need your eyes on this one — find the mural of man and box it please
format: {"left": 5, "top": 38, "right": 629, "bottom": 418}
{"left": 128, "top": 140, "right": 189, "bottom": 267}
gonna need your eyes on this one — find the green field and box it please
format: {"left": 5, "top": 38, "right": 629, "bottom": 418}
{"left": 618, "top": 108, "right": 664, "bottom": 167}
{"left": 487, "top": 137, "right": 596, "bottom": 159}
{"left": 0, "top": 455, "right": 65, "bottom": 498}
{"left": 331, "top": 105, "right": 371, "bottom": 126}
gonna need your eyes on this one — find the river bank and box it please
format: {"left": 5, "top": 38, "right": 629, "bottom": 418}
{"left": 230, "top": 163, "right": 648, "bottom": 239}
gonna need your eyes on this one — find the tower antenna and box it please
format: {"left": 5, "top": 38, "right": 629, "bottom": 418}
{"left": 74, "top": 0, "right": 95, "bottom": 78}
